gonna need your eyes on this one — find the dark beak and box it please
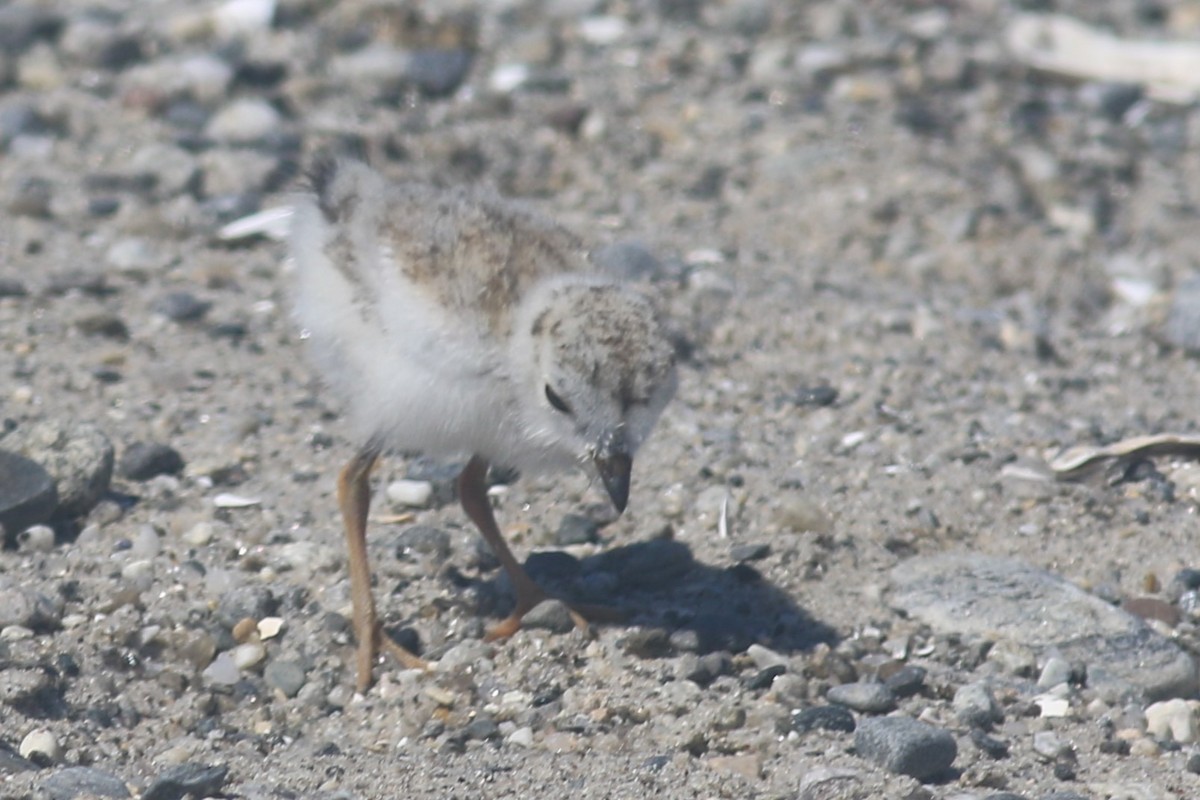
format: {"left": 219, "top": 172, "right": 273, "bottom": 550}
{"left": 593, "top": 435, "right": 632, "bottom": 514}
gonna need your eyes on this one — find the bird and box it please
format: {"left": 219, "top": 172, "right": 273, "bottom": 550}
{"left": 288, "top": 155, "right": 677, "bottom": 691}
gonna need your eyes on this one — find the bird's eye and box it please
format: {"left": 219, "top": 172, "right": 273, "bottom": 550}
{"left": 544, "top": 385, "right": 572, "bottom": 415}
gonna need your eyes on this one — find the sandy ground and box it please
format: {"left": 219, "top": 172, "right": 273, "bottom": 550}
{"left": 4, "top": 1, "right": 1200, "bottom": 798}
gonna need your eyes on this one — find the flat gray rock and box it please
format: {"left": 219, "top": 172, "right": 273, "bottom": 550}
{"left": 0, "top": 448, "right": 57, "bottom": 543}
{"left": 854, "top": 715, "right": 957, "bottom": 779}
{"left": 889, "top": 553, "right": 1198, "bottom": 701}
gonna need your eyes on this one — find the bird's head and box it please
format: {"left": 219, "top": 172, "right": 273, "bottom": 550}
{"left": 521, "top": 280, "right": 676, "bottom": 512}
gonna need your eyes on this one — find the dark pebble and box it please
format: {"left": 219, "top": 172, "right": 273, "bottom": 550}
{"left": 118, "top": 442, "right": 185, "bottom": 481}
{"left": 97, "top": 35, "right": 143, "bottom": 71}
{"left": 0, "top": 104, "right": 45, "bottom": 146}
{"left": 743, "top": 663, "right": 786, "bottom": 690}
{"left": 1187, "top": 751, "right": 1200, "bottom": 774}
{"left": 0, "top": 742, "right": 36, "bottom": 773}
{"left": 827, "top": 681, "right": 896, "bottom": 713}
{"left": 394, "top": 525, "right": 451, "bottom": 564}
{"left": 970, "top": 727, "right": 1010, "bottom": 759}
{"left": 0, "top": 6, "right": 62, "bottom": 54}
{"left": 622, "top": 627, "right": 672, "bottom": 658}
{"left": 263, "top": 659, "right": 306, "bottom": 698}
{"left": 730, "top": 542, "right": 769, "bottom": 562}
{"left": 0, "top": 278, "right": 28, "bottom": 297}
{"left": 406, "top": 48, "right": 473, "bottom": 98}
{"left": 1098, "top": 738, "right": 1130, "bottom": 755}
{"left": 795, "top": 384, "right": 838, "bottom": 407}
{"left": 44, "top": 270, "right": 113, "bottom": 296}
{"left": 592, "top": 241, "right": 664, "bottom": 282}
{"left": 76, "top": 313, "right": 129, "bottom": 340}
{"left": 0, "top": 449, "right": 57, "bottom": 543}
{"left": 1175, "top": 568, "right": 1200, "bottom": 591}
{"left": 883, "top": 664, "right": 926, "bottom": 697}
{"left": 854, "top": 715, "right": 957, "bottom": 780}
{"left": 791, "top": 705, "right": 856, "bottom": 734}
{"left": 154, "top": 292, "right": 212, "bottom": 323}
{"left": 522, "top": 599, "right": 574, "bottom": 633}
{"left": 463, "top": 716, "right": 500, "bottom": 741}
{"left": 216, "top": 585, "right": 276, "bottom": 628}
{"left": 142, "top": 763, "right": 228, "bottom": 800}
{"left": 7, "top": 422, "right": 114, "bottom": 520}
{"left": 405, "top": 457, "right": 461, "bottom": 505}
{"left": 88, "top": 197, "right": 120, "bottom": 217}
{"left": 41, "top": 766, "right": 130, "bottom": 800}
{"left": 555, "top": 513, "right": 599, "bottom": 546}
{"left": 1052, "top": 761, "right": 1076, "bottom": 781}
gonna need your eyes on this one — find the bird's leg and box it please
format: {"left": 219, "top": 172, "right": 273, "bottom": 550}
{"left": 458, "top": 455, "right": 624, "bottom": 640}
{"left": 337, "top": 443, "right": 427, "bottom": 691}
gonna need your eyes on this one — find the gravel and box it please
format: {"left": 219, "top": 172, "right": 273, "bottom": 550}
{"left": 4, "top": 1, "right": 1200, "bottom": 798}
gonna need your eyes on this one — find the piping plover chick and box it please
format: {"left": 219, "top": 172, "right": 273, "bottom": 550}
{"left": 289, "top": 156, "right": 677, "bottom": 690}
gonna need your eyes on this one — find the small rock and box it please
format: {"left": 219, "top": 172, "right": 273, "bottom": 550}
{"left": 746, "top": 643, "right": 788, "bottom": 671}
{"left": 216, "top": 585, "right": 276, "bottom": 628}
{"left": 0, "top": 449, "right": 57, "bottom": 544}
{"left": 17, "top": 524, "right": 55, "bottom": 552}
{"left": 394, "top": 525, "right": 452, "bottom": 563}
{"left": 827, "top": 681, "right": 896, "bottom": 714}
{"left": 153, "top": 292, "right": 212, "bottom": 322}
{"left": 119, "top": 443, "right": 185, "bottom": 481}
{"left": 795, "top": 384, "right": 839, "bottom": 407}
{"left": 202, "top": 652, "right": 239, "bottom": 686}
{"left": 6, "top": 422, "right": 114, "bottom": 521}
{"left": 464, "top": 716, "right": 500, "bottom": 741}
{"left": 264, "top": 659, "right": 306, "bottom": 698}
{"left": 142, "top": 763, "right": 228, "bottom": 800}
{"left": 1145, "top": 698, "right": 1200, "bottom": 743}
{"left": 522, "top": 599, "right": 575, "bottom": 633}
{"left": 1163, "top": 274, "right": 1200, "bottom": 352}
{"left": 386, "top": 479, "right": 434, "bottom": 508}
{"left": 41, "top": 766, "right": 131, "bottom": 800}
{"left": 883, "top": 665, "right": 926, "bottom": 697}
{"left": 1032, "top": 730, "right": 1070, "bottom": 760}
{"left": 555, "top": 513, "right": 599, "bottom": 546}
{"left": 969, "top": 727, "right": 1010, "bottom": 759}
{"left": 405, "top": 48, "right": 473, "bottom": 98}
{"left": 19, "top": 729, "right": 62, "bottom": 764}
{"left": 954, "top": 681, "right": 1003, "bottom": 729}
{"left": 622, "top": 627, "right": 672, "bottom": 658}
{"left": 791, "top": 705, "right": 856, "bottom": 734}
{"left": 205, "top": 97, "right": 282, "bottom": 143}
{"left": 1037, "top": 656, "right": 1075, "bottom": 688}
{"left": 0, "top": 583, "right": 62, "bottom": 630}
{"left": 730, "top": 542, "right": 770, "bottom": 562}
{"left": 854, "top": 716, "right": 957, "bottom": 779}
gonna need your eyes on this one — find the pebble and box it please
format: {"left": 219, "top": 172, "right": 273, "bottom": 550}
{"left": 19, "top": 729, "right": 63, "bottom": 763}
{"left": 5, "top": 422, "right": 114, "bottom": 521}
{"left": 386, "top": 479, "right": 434, "bottom": 508}
{"left": 953, "top": 681, "right": 1003, "bottom": 729}
{"left": 791, "top": 705, "right": 856, "bottom": 734}
{"left": 16, "top": 522, "right": 54, "bottom": 552}
{"left": 555, "top": 513, "right": 599, "bottom": 546}
{"left": 522, "top": 599, "right": 575, "bottom": 633}
{"left": 0, "top": 583, "right": 62, "bottom": 630}
{"left": 854, "top": 716, "right": 957, "bottom": 780}
{"left": 205, "top": 97, "right": 282, "bottom": 143}
{"left": 746, "top": 643, "right": 788, "bottom": 671}
{"left": 121, "top": 560, "right": 155, "bottom": 593}
{"left": 507, "top": 727, "right": 534, "bottom": 747}
{"left": 119, "top": 441, "right": 184, "bottom": 479}
{"left": 40, "top": 766, "right": 131, "bottom": 799}
{"left": 827, "top": 681, "right": 896, "bottom": 714}
{"left": 890, "top": 554, "right": 1199, "bottom": 700}
{"left": 264, "top": 659, "right": 306, "bottom": 698}
{"left": 212, "top": 0, "right": 275, "bottom": 38}
{"left": 142, "top": 763, "right": 229, "bottom": 800}
{"left": 883, "top": 665, "right": 927, "bottom": 697}
{"left": 730, "top": 542, "right": 770, "bottom": 562}
{"left": 0, "top": 449, "right": 57, "bottom": 543}
{"left": 1163, "top": 274, "right": 1200, "bottom": 352}
{"left": 405, "top": 48, "right": 474, "bottom": 98}
{"left": 153, "top": 292, "right": 212, "bottom": 323}
{"left": 1145, "top": 698, "right": 1200, "bottom": 743}
{"left": 1032, "top": 730, "right": 1070, "bottom": 760}
{"left": 622, "top": 627, "right": 673, "bottom": 659}
{"left": 394, "top": 525, "right": 452, "bottom": 563}
{"left": 1037, "top": 656, "right": 1075, "bottom": 689}
{"left": 216, "top": 585, "right": 276, "bottom": 628}
{"left": 201, "top": 652, "right": 240, "bottom": 686}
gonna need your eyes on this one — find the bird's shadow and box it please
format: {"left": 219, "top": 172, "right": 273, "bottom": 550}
{"left": 461, "top": 535, "right": 838, "bottom": 656}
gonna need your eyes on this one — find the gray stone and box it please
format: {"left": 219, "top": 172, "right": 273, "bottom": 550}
{"left": 41, "top": 766, "right": 130, "bottom": 799}
{"left": 1164, "top": 274, "right": 1200, "bottom": 352}
{"left": 0, "top": 579, "right": 62, "bottom": 630}
{"left": 522, "top": 598, "right": 575, "bottom": 633}
{"left": 215, "top": 584, "right": 276, "bottom": 628}
{"left": 555, "top": 513, "right": 599, "bottom": 546}
{"left": 592, "top": 241, "right": 665, "bottom": 282}
{"left": 889, "top": 554, "right": 1199, "bottom": 701}
{"left": 264, "top": 659, "right": 307, "bottom": 698}
{"left": 827, "top": 681, "right": 896, "bottom": 714}
{"left": 953, "top": 681, "right": 1003, "bottom": 729}
{"left": 791, "top": 705, "right": 856, "bottom": 734}
{"left": 0, "top": 449, "right": 57, "bottom": 543}
{"left": 5, "top": 422, "right": 114, "bottom": 520}
{"left": 405, "top": 48, "right": 474, "bottom": 98}
{"left": 153, "top": 292, "right": 212, "bottom": 322}
{"left": 854, "top": 715, "right": 957, "bottom": 779}
{"left": 142, "top": 763, "right": 228, "bottom": 800}
{"left": 118, "top": 442, "right": 185, "bottom": 481}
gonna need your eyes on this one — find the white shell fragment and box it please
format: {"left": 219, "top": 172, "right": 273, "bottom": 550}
{"left": 1006, "top": 14, "right": 1200, "bottom": 104}
{"left": 1047, "top": 433, "right": 1200, "bottom": 481}
{"left": 217, "top": 205, "right": 293, "bottom": 242}
{"left": 213, "top": 493, "right": 262, "bottom": 508}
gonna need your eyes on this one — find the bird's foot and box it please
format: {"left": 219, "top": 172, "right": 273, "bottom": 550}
{"left": 354, "top": 620, "right": 432, "bottom": 691}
